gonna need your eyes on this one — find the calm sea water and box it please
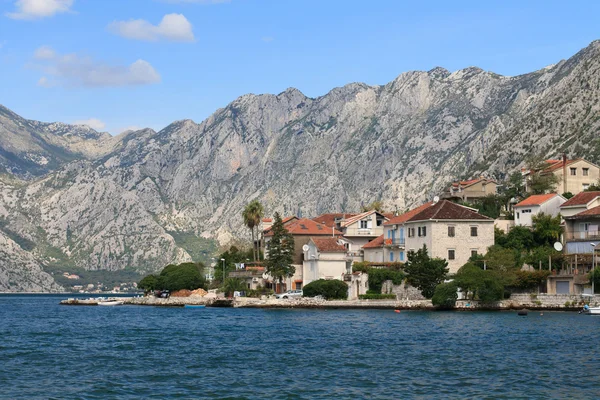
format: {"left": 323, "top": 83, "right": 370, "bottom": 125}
{"left": 0, "top": 295, "right": 598, "bottom": 399}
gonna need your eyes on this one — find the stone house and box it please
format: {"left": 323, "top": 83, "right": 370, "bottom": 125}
{"left": 513, "top": 193, "right": 566, "bottom": 227}
{"left": 383, "top": 202, "right": 433, "bottom": 263}
{"left": 402, "top": 200, "right": 494, "bottom": 274}
{"left": 441, "top": 177, "right": 498, "bottom": 202}
{"left": 524, "top": 156, "right": 600, "bottom": 195}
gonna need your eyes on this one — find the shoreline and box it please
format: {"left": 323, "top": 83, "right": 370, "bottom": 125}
{"left": 57, "top": 294, "right": 597, "bottom": 312}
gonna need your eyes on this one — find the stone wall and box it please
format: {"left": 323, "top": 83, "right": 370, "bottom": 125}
{"left": 382, "top": 280, "right": 426, "bottom": 300}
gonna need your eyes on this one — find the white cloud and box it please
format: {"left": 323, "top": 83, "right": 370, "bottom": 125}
{"left": 31, "top": 46, "right": 161, "bottom": 87}
{"left": 34, "top": 45, "right": 56, "bottom": 59}
{"left": 73, "top": 118, "right": 106, "bottom": 131}
{"left": 6, "top": 0, "right": 74, "bottom": 20}
{"left": 108, "top": 13, "right": 195, "bottom": 42}
{"left": 37, "top": 76, "right": 54, "bottom": 87}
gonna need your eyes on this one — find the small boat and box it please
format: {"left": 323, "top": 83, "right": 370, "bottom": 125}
{"left": 184, "top": 304, "right": 206, "bottom": 309}
{"left": 97, "top": 299, "right": 124, "bottom": 306}
{"left": 579, "top": 304, "right": 600, "bottom": 315}
{"left": 517, "top": 309, "right": 528, "bottom": 316}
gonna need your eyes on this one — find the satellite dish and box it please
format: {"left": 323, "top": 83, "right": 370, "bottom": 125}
{"left": 553, "top": 242, "right": 563, "bottom": 252}
{"left": 433, "top": 196, "right": 440, "bottom": 204}
{"left": 302, "top": 244, "right": 310, "bottom": 252}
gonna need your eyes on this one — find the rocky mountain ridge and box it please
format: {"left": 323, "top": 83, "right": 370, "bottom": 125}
{"left": 1, "top": 40, "right": 600, "bottom": 291}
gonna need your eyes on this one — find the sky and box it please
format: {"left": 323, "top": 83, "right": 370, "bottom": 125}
{"left": 0, "top": 0, "right": 599, "bottom": 134}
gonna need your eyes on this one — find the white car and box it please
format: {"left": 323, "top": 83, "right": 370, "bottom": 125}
{"left": 275, "top": 290, "right": 303, "bottom": 299}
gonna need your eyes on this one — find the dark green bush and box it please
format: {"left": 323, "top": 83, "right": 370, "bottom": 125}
{"left": 302, "top": 279, "right": 348, "bottom": 300}
{"left": 154, "top": 262, "right": 207, "bottom": 291}
{"left": 432, "top": 281, "right": 458, "bottom": 308}
{"left": 358, "top": 294, "right": 396, "bottom": 300}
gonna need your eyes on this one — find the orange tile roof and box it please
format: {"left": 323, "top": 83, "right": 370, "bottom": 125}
{"left": 312, "top": 213, "right": 358, "bottom": 229}
{"left": 384, "top": 202, "right": 433, "bottom": 225}
{"left": 265, "top": 218, "right": 342, "bottom": 236}
{"left": 567, "top": 205, "right": 600, "bottom": 219}
{"left": 262, "top": 216, "right": 298, "bottom": 234}
{"left": 363, "top": 235, "right": 384, "bottom": 249}
{"left": 561, "top": 191, "right": 600, "bottom": 207}
{"left": 310, "top": 237, "right": 347, "bottom": 252}
{"left": 542, "top": 159, "right": 579, "bottom": 173}
{"left": 515, "top": 194, "right": 560, "bottom": 207}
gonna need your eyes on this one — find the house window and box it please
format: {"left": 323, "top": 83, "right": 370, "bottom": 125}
{"left": 517, "top": 212, "right": 520, "bottom": 219}
{"left": 471, "top": 226, "right": 478, "bottom": 237}
{"left": 408, "top": 228, "right": 415, "bottom": 238}
{"left": 360, "top": 220, "right": 368, "bottom": 229}
{"left": 570, "top": 167, "right": 577, "bottom": 176}
{"left": 471, "top": 250, "right": 478, "bottom": 258}
{"left": 377, "top": 219, "right": 382, "bottom": 226}
{"left": 418, "top": 226, "right": 427, "bottom": 237}
{"left": 399, "top": 252, "right": 404, "bottom": 261}
{"left": 448, "top": 249, "right": 455, "bottom": 260}
{"left": 583, "top": 168, "right": 589, "bottom": 176}
{"left": 448, "top": 226, "right": 455, "bottom": 237}
{"left": 390, "top": 252, "right": 394, "bottom": 262}
{"left": 387, "top": 230, "right": 391, "bottom": 239}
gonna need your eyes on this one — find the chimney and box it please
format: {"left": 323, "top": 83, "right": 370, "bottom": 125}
{"left": 562, "top": 153, "right": 567, "bottom": 194}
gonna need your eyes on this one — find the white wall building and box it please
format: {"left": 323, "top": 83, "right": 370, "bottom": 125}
{"left": 302, "top": 237, "right": 350, "bottom": 287}
{"left": 514, "top": 194, "right": 566, "bottom": 227}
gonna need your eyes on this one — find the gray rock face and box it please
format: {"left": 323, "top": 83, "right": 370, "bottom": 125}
{"left": 1, "top": 40, "right": 600, "bottom": 291}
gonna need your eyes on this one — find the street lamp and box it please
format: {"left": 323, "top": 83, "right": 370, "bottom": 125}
{"left": 221, "top": 258, "right": 226, "bottom": 282}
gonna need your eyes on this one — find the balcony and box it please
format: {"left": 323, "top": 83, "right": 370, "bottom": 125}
{"left": 384, "top": 238, "right": 405, "bottom": 247}
{"left": 566, "top": 231, "right": 600, "bottom": 241}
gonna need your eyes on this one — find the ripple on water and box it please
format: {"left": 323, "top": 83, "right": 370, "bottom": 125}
{"left": 1, "top": 297, "right": 599, "bottom": 399}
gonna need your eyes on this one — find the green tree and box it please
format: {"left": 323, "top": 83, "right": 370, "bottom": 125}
{"left": 527, "top": 158, "right": 559, "bottom": 194}
{"left": 242, "top": 200, "right": 264, "bottom": 262}
{"left": 222, "top": 278, "right": 248, "bottom": 296}
{"left": 214, "top": 246, "right": 254, "bottom": 283}
{"left": 589, "top": 267, "right": 600, "bottom": 294}
{"left": 454, "top": 263, "right": 504, "bottom": 302}
{"left": 156, "top": 262, "right": 206, "bottom": 291}
{"left": 265, "top": 212, "right": 295, "bottom": 293}
{"left": 532, "top": 213, "right": 562, "bottom": 247}
{"left": 303, "top": 279, "right": 348, "bottom": 300}
{"left": 473, "top": 195, "right": 504, "bottom": 219}
{"left": 404, "top": 245, "right": 449, "bottom": 299}
{"left": 138, "top": 274, "right": 159, "bottom": 292}
{"left": 504, "top": 226, "right": 536, "bottom": 251}
{"left": 431, "top": 281, "right": 459, "bottom": 308}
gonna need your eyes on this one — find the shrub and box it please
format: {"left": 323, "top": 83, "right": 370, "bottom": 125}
{"left": 367, "top": 268, "right": 406, "bottom": 293}
{"left": 513, "top": 270, "right": 551, "bottom": 290}
{"left": 154, "top": 262, "right": 206, "bottom": 291}
{"left": 302, "top": 279, "right": 348, "bottom": 300}
{"left": 432, "top": 281, "right": 458, "bottom": 309}
{"left": 358, "top": 294, "right": 396, "bottom": 300}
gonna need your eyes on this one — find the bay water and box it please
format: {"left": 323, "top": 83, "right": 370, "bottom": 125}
{"left": 0, "top": 295, "right": 598, "bottom": 399}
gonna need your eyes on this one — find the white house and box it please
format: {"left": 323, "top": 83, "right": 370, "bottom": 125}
{"left": 382, "top": 202, "right": 433, "bottom": 263}
{"left": 559, "top": 191, "right": 600, "bottom": 218}
{"left": 302, "top": 237, "right": 350, "bottom": 287}
{"left": 514, "top": 194, "right": 566, "bottom": 227}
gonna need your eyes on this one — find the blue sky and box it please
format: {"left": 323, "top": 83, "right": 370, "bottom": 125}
{"left": 0, "top": 0, "right": 599, "bottom": 134}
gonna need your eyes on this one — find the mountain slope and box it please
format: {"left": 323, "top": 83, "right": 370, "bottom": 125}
{"left": 1, "top": 40, "right": 600, "bottom": 290}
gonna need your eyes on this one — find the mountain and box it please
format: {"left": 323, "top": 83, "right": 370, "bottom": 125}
{"left": 1, "top": 40, "right": 600, "bottom": 291}
{"left": 0, "top": 105, "right": 119, "bottom": 178}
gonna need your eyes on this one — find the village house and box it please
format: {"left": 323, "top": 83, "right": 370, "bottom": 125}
{"left": 383, "top": 202, "right": 433, "bottom": 263}
{"left": 441, "top": 177, "right": 498, "bottom": 202}
{"left": 559, "top": 191, "right": 600, "bottom": 218}
{"left": 400, "top": 200, "right": 494, "bottom": 273}
{"left": 263, "top": 217, "right": 343, "bottom": 291}
{"left": 524, "top": 156, "right": 600, "bottom": 195}
{"left": 362, "top": 235, "right": 384, "bottom": 262}
{"left": 302, "top": 237, "right": 350, "bottom": 287}
{"left": 312, "top": 210, "right": 388, "bottom": 262}
{"left": 513, "top": 193, "right": 566, "bottom": 227}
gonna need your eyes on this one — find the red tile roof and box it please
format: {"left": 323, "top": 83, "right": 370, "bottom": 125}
{"left": 384, "top": 202, "right": 433, "bottom": 225}
{"left": 542, "top": 159, "right": 579, "bottom": 173}
{"left": 515, "top": 194, "right": 560, "bottom": 207}
{"left": 312, "top": 213, "right": 357, "bottom": 228}
{"left": 567, "top": 205, "right": 600, "bottom": 219}
{"left": 311, "top": 237, "right": 347, "bottom": 252}
{"left": 363, "top": 235, "right": 384, "bottom": 249}
{"left": 262, "top": 218, "right": 272, "bottom": 222}
{"left": 262, "top": 216, "right": 298, "bottom": 234}
{"left": 341, "top": 210, "right": 387, "bottom": 227}
{"left": 265, "top": 218, "right": 342, "bottom": 236}
{"left": 561, "top": 191, "right": 600, "bottom": 208}
{"left": 406, "top": 200, "right": 491, "bottom": 222}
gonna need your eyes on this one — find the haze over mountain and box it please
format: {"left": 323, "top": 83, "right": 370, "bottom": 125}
{"left": 1, "top": 40, "right": 600, "bottom": 291}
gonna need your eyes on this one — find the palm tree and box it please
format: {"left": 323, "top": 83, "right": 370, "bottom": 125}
{"left": 242, "top": 200, "right": 264, "bottom": 262}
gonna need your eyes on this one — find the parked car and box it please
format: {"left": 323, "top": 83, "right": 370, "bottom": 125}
{"left": 275, "top": 290, "right": 303, "bottom": 299}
